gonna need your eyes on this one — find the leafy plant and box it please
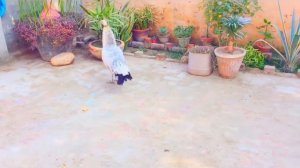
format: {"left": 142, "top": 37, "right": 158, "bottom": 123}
{"left": 15, "top": 0, "right": 80, "bottom": 49}
{"left": 174, "top": 26, "right": 195, "bottom": 38}
{"left": 159, "top": 27, "right": 168, "bottom": 36}
{"left": 257, "top": 19, "right": 274, "bottom": 42}
{"left": 254, "top": 0, "right": 300, "bottom": 73}
{"left": 222, "top": 16, "right": 251, "bottom": 52}
{"left": 243, "top": 44, "right": 265, "bottom": 69}
{"left": 203, "top": 0, "right": 260, "bottom": 45}
{"left": 133, "top": 6, "right": 156, "bottom": 30}
{"left": 80, "top": 0, "right": 134, "bottom": 44}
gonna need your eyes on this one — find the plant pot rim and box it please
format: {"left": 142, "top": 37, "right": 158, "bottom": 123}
{"left": 214, "top": 46, "right": 246, "bottom": 59}
{"left": 158, "top": 33, "right": 170, "bottom": 37}
{"left": 89, "top": 39, "right": 124, "bottom": 47}
{"left": 177, "top": 36, "right": 191, "bottom": 39}
{"left": 133, "top": 28, "right": 150, "bottom": 32}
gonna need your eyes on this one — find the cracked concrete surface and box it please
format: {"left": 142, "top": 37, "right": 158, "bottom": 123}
{"left": 0, "top": 51, "right": 300, "bottom": 168}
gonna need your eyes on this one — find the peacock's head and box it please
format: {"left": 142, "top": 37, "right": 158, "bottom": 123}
{"left": 101, "top": 20, "right": 109, "bottom": 27}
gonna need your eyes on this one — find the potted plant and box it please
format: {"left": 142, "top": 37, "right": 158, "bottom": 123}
{"left": 200, "top": 22, "right": 214, "bottom": 46}
{"left": 14, "top": 0, "right": 79, "bottom": 61}
{"left": 174, "top": 26, "right": 195, "bottom": 48}
{"left": 132, "top": 6, "right": 156, "bottom": 42}
{"left": 188, "top": 46, "right": 213, "bottom": 76}
{"left": 254, "top": 19, "right": 274, "bottom": 53}
{"left": 214, "top": 16, "right": 252, "bottom": 78}
{"left": 254, "top": 1, "right": 300, "bottom": 73}
{"left": 203, "top": 0, "right": 260, "bottom": 46}
{"left": 157, "top": 26, "right": 169, "bottom": 43}
{"left": 81, "top": 0, "right": 133, "bottom": 60}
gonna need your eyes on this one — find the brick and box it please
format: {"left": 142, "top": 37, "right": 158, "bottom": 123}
{"left": 264, "top": 65, "right": 276, "bottom": 74}
{"left": 129, "top": 41, "right": 144, "bottom": 48}
{"left": 156, "top": 53, "right": 167, "bottom": 61}
{"left": 151, "top": 43, "right": 165, "bottom": 50}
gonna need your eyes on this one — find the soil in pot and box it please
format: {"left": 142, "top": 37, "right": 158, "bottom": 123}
{"left": 132, "top": 29, "right": 150, "bottom": 42}
{"left": 214, "top": 47, "right": 246, "bottom": 79}
{"left": 88, "top": 40, "right": 124, "bottom": 60}
{"left": 188, "top": 47, "right": 212, "bottom": 76}
{"left": 177, "top": 37, "right": 191, "bottom": 48}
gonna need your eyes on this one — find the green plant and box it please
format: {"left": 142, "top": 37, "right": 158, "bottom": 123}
{"left": 243, "top": 44, "right": 265, "bottom": 69}
{"left": 203, "top": 0, "right": 260, "bottom": 45}
{"left": 18, "top": 0, "right": 46, "bottom": 23}
{"left": 81, "top": 0, "right": 134, "bottom": 44}
{"left": 254, "top": 0, "right": 300, "bottom": 73}
{"left": 257, "top": 19, "right": 274, "bottom": 42}
{"left": 222, "top": 16, "right": 251, "bottom": 52}
{"left": 174, "top": 26, "right": 195, "bottom": 38}
{"left": 159, "top": 27, "right": 168, "bottom": 36}
{"left": 133, "top": 6, "right": 156, "bottom": 30}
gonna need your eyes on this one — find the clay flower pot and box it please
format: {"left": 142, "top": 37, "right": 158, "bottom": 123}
{"left": 132, "top": 28, "right": 150, "bottom": 42}
{"left": 88, "top": 40, "right": 124, "bottom": 60}
{"left": 177, "top": 37, "right": 191, "bottom": 48}
{"left": 254, "top": 42, "right": 272, "bottom": 53}
{"left": 158, "top": 34, "right": 169, "bottom": 43}
{"left": 188, "top": 47, "right": 213, "bottom": 76}
{"left": 200, "top": 36, "right": 214, "bottom": 46}
{"left": 214, "top": 47, "right": 246, "bottom": 79}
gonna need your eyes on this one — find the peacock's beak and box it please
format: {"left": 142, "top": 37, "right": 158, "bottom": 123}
{"left": 101, "top": 20, "right": 108, "bottom": 27}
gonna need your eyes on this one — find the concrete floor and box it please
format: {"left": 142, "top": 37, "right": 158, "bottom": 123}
{"left": 0, "top": 50, "right": 300, "bottom": 168}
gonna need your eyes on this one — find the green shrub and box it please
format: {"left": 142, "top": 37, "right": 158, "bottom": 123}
{"left": 243, "top": 44, "right": 265, "bottom": 69}
{"left": 133, "top": 6, "right": 156, "bottom": 30}
{"left": 174, "top": 26, "right": 195, "bottom": 38}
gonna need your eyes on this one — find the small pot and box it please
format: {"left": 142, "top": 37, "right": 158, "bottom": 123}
{"left": 200, "top": 36, "right": 214, "bottom": 46}
{"left": 188, "top": 48, "right": 212, "bottom": 76}
{"left": 177, "top": 37, "right": 191, "bottom": 48}
{"left": 254, "top": 42, "right": 272, "bottom": 53}
{"left": 132, "top": 28, "right": 150, "bottom": 42}
{"left": 88, "top": 40, "right": 125, "bottom": 60}
{"left": 158, "top": 34, "right": 169, "bottom": 43}
{"left": 214, "top": 47, "right": 246, "bottom": 79}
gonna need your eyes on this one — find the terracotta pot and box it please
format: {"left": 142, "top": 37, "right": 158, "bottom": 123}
{"left": 188, "top": 48, "right": 212, "bottom": 76}
{"left": 158, "top": 34, "right": 169, "bottom": 43}
{"left": 88, "top": 40, "right": 125, "bottom": 60}
{"left": 214, "top": 47, "right": 246, "bottom": 79}
{"left": 254, "top": 42, "right": 272, "bottom": 53}
{"left": 132, "top": 28, "right": 150, "bottom": 42}
{"left": 177, "top": 37, "right": 191, "bottom": 48}
{"left": 200, "top": 36, "right": 214, "bottom": 46}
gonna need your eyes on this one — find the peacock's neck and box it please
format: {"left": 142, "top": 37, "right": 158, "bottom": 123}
{"left": 102, "top": 27, "right": 117, "bottom": 48}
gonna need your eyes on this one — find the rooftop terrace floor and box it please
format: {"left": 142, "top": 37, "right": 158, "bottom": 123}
{"left": 0, "top": 51, "right": 300, "bottom": 168}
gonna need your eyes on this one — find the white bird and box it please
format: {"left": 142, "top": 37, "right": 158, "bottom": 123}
{"left": 101, "top": 20, "right": 132, "bottom": 85}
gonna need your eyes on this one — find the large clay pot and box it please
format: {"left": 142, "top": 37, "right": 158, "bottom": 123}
{"left": 88, "top": 40, "right": 125, "bottom": 60}
{"left": 188, "top": 47, "right": 212, "bottom": 76}
{"left": 214, "top": 47, "right": 246, "bottom": 79}
{"left": 132, "top": 28, "right": 149, "bottom": 42}
{"left": 177, "top": 37, "right": 191, "bottom": 48}
{"left": 36, "top": 36, "right": 73, "bottom": 62}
